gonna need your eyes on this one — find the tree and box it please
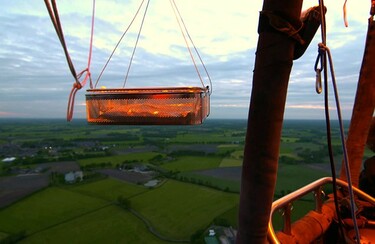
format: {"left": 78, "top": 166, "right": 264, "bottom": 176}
{"left": 117, "top": 196, "right": 131, "bottom": 210}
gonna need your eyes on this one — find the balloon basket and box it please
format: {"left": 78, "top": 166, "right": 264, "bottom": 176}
{"left": 85, "top": 87, "right": 210, "bottom": 125}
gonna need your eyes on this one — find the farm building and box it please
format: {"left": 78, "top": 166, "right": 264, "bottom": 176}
{"left": 64, "top": 171, "right": 83, "bottom": 183}
{"left": 2, "top": 157, "right": 16, "bottom": 163}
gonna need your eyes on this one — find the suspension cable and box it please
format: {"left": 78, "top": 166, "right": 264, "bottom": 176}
{"left": 170, "top": 0, "right": 212, "bottom": 93}
{"left": 94, "top": 0, "right": 147, "bottom": 88}
{"left": 122, "top": 0, "right": 151, "bottom": 88}
{"left": 315, "top": 0, "right": 360, "bottom": 242}
{"left": 314, "top": 1, "right": 345, "bottom": 240}
{"left": 45, "top": 0, "right": 95, "bottom": 121}
{"left": 45, "top": 0, "right": 79, "bottom": 84}
{"left": 95, "top": 0, "right": 211, "bottom": 92}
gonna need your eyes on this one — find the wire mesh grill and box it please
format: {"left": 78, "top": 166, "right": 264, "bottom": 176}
{"left": 85, "top": 87, "right": 210, "bottom": 125}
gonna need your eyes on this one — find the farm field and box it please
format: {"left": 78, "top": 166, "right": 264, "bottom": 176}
{"left": 0, "top": 118, "right": 366, "bottom": 243}
{"left": 78, "top": 153, "right": 162, "bottom": 167}
{"left": 131, "top": 180, "right": 238, "bottom": 240}
{"left": 20, "top": 205, "right": 170, "bottom": 244}
{"left": 0, "top": 187, "right": 109, "bottom": 234}
{"left": 161, "top": 156, "right": 222, "bottom": 172}
{"left": 68, "top": 178, "right": 149, "bottom": 201}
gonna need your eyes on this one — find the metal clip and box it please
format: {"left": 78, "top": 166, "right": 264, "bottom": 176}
{"left": 316, "top": 69, "right": 322, "bottom": 94}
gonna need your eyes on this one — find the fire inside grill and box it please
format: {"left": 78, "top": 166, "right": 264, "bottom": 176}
{"left": 85, "top": 87, "right": 210, "bottom": 125}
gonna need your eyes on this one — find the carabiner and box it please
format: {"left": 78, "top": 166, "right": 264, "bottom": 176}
{"left": 315, "top": 68, "right": 322, "bottom": 94}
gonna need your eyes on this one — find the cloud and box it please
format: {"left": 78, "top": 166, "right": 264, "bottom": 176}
{"left": 0, "top": 0, "right": 371, "bottom": 120}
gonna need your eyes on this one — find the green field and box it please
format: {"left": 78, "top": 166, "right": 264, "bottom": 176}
{"left": 161, "top": 156, "right": 222, "bottom": 172}
{"left": 275, "top": 164, "right": 330, "bottom": 194}
{"left": 0, "top": 187, "right": 108, "bottom": 235}
{"left": 69, "top": 178, "right": 149, "bottom": 201}
{"left": 215, "top": 205, "right": 239, "bottom": 228}
{"left": 0, "top": 119, "right": 360, "bottom": 242}
{"left": 20, "top": 206, "right": 170, "bottom": 244}
{"left": 219, "top": 158, "right": 242, "bottom": 167}
{"left": 170, "top": 133, "right": 240, "bottom": 144}
{"left": 131, "top": 180, "right": 239, "bottom": 239}
{"left": 78, "top": 153, "right": 161, "bottom": 167}
{"left": 178, "top": 171, "right": 240, "bottom": 192}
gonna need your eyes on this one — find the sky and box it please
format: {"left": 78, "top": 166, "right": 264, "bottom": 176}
{"left": 0, "top": 0, "right": 372, "bottom": 120}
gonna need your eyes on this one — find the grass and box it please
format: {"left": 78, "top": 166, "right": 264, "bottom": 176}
{"left": 219, "top": 158, "right": 242, "bottom": 167}
{"left": 230, "top": 150, "right": 244, "bottom": 159}
{"left": 20, "top": 205, "right": 170, "bottom": 244}
{"left": 161, "top": 156, "right": 222, "bottom": 172}
{"left": 178, "top": 172, "right": 241, "bottom": 192}
{"left": 1, "top": 119, "right": 354, "bottom": 242}
{"left": 0, "top": 232, "right": 8, "bottom": 241}
{"left": 215, "top": 205, "right": 239, "bottom": 228}
{"left": 170, "top": 133, "right": 238, "bottom": 144}
{"left": 281, "top": 137, "right": 300, "bottom": 143}
{"left": 131, "top": 180, "right": 239, "bottom": 239}
{"left": 0, "top": 187, "right": 108, "bottom": 235}
{"left": 68, "top": 178, "right": 148, "bottom": 201}
{"left": 78, "top": 152, "right": 160, "bottom": 167}
{"left": 275, "top": 164, "right": 330, "bottom": 195}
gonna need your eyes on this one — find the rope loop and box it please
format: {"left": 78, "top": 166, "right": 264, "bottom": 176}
{"left": 312, "top": 1, "right": 361, "bottom": 242}
{"left": 73, "top": 82, "right": 82, "bottom": 90}
{"left": 44, "top": 0, "right": 96, "bottom": 121}
{"left": 318, "top": 42, "right": 328, "bottom": 54}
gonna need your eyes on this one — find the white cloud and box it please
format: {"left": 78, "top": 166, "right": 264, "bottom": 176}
{"left": 0, "top": 0, "right": 371, "bottom": 120}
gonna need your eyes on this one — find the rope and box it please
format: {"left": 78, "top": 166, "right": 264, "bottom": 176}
{"left": 343, "top": 0, "right": 349, "bottom": 27}
{"left": 315, "top": 0, "right": 360, "bottom": 242}
{"left": 94, "top": 0, "right": 147, "bottom": 88}
{"left": 94, "top": 0, "right": 211, "bottom": 93}
{"left": 170, "top": 0, "right": 212, "bottom": 93}
{"left": 122, "top": 0, "right": 151, "bottom": 88}
{"left": 44, "top": 0, "right": 95, "bottom": 121}
{"left": 44, "top": 0, "right": 79, "bottom": 83}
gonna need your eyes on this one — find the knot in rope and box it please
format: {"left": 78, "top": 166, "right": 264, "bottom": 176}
{"left": 67, "top": 69, "right": 92, "bottom": 122}
{"left": 73, "top": 81, "right": 83, "bottom": 90}
{"left": 45, "top": 0, "right": 96, "bottom": 121}
{"left": 67, "top": 79, "right": 83, "bottom": 122}
{"left": 318, "top": 42, "right": 328, "bottom": 55}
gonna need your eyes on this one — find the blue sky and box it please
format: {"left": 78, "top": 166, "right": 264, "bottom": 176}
{"left": 0, "top": 0, "right": 371, "bottom": 120}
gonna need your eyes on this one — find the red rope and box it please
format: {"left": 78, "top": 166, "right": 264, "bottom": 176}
{"left": 66, "top": 0, "right": 96, "bottom": 121}
{"left": 45, "top": 0, "right": 96, "bottom": 121}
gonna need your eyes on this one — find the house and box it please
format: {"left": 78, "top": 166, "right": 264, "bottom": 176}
{"left": 64, "top": 171, "right": 83, "bottom": 183}
{"left": 2, "top": 157, "right": 16, "bottom": 163}
{"left": 65, "top": 172, "right": 75, "bottom": 183}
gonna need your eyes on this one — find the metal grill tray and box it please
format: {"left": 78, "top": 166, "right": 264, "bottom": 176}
{"left": 85, "top": 87, "right": 210, "bottom": 125}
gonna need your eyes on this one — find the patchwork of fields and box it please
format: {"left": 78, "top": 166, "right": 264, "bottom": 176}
{"left": 0, "top": 119, "right": 362, "bottom": 243}
{"left": 0, "top": 178, "right": 238, "bottom": 243}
